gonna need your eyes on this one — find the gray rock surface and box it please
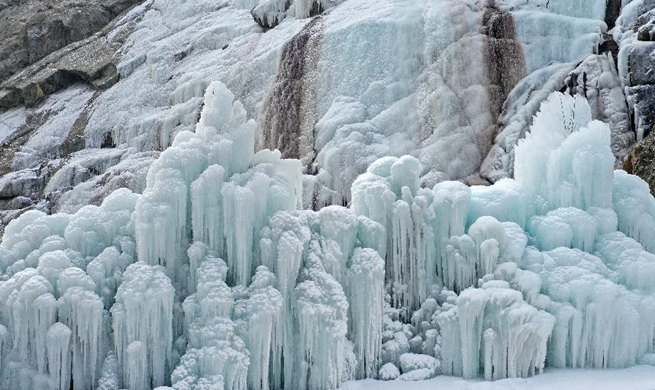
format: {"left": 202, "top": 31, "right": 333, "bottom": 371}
{"left": 627, "top": 8, "right": 655, "bottom": 141}
{"left": 0, "top": 0, "right": 142, "bottom": 82}
{"left": 0, "top": 0, "right": 144, "bottom": 109}
{"left": 624, "top": 125, "right": 655, "bottom": 194}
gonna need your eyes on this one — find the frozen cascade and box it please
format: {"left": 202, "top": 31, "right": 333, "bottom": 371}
{"left": 259, "top": 212, "right": 310, "bottom": 390}
{"left": 350, "top": 157, "right": 515, "bottom": 312}
{"left": 613, "top": 170, "right": 655, "bottom": 253}
{"left": 514, "top": 93, "right": 614, "bottom": 211}
{"left": 3, "top": 79, "right": 655, "bottom": 389}
{"left": 296, "top": 243, "right": 350, "bottom": 390}
{"left": 233, "top": 267, "right": 283, "bottom": 390}
{"left": 259, "top": 207, "right": 385, "bottom": 389}
{"left": 437, "top": 281, "right": 555, "bottom": 379}
{"left": 58, "top": 287, "right": 104, "bottom": 390}
{"left": 46, "top": 322, "right": 72, "bottom": 390}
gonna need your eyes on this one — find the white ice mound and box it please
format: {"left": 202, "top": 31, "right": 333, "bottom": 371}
{"left": 2, "top": 86, "right": 655, "bottom": 390}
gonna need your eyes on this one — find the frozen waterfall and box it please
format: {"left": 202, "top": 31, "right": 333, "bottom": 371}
{"left": 1, "top": 83, "right": 655, "bottom": 390}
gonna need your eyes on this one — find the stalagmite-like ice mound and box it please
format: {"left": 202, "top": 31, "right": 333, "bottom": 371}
{"left": 1, "top": 85, "right": 655, "bottom": 390}
{"left": 134, "top": 81, "right": 302, "bottom": 289}
{"left": 0, "top": 188, "right": 138, "bottom": 389}
{"left": 352, "top": 92, "right": 655, "bottom": 380}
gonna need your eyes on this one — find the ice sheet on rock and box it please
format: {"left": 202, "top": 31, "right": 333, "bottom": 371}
{"left": 565, "top": 55, "right": 634, "bottom": 166}
{"left": 513, "top": 11, "right": 605, "bottom": 75}
{"left": 251, "top": 0, "right": 287, "bottom": 28}
{"left": 262, "top": 0, "right": 610, "bottom": 203}
{"left": 6, "top": 0, "right": 608, "bottom": 211}
{"left": 0, "top": 107, "right": 26, "bottom": 144}
{"left": 13, "top": 86, "right": 96, "bottom": 171}
{"left": 47, "top": 149, "right": 157, "bottom": 215}
{"left": 85, "top": 4, "right": 278, "bottom": 153}
{"left": 481, "top": 63, "right": 575, "bottom": 182}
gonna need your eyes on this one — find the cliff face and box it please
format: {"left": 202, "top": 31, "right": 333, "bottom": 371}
{"left": 0, "top": 0, "right": 142, "bottom": 83}
{"left": 625, "top": 125, "right": 655, "bottom": 194}
{"left": 0, "top": 0, "right": 655, "bottom": 231}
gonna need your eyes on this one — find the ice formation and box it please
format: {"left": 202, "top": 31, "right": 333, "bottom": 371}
{"left": 1, "top": 81, "right": 655, "bottom": 390}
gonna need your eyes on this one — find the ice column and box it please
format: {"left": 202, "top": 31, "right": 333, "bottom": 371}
{"left": 112, "top": 263, "right": 175, "bottom": 389}
{"left": 347, "top": 248, "right": 385, "bottom": 379}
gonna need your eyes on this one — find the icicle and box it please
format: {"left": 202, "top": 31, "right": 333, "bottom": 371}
{"left": 58, "top": 287, "right": 104, "bottom": 390}
{"left": 191, "top": 165, "right": 226, "bottom": 256}
{"left": 347, "top": 248, "right": 385, "bottom": 379}
{"left": 46, "top": 322, "right": 71, "bottom": 390}
{"left": 112, "top": 262, "right": 175, "bottom": 389}
{"left": 234, "top": 267, "right": 282, "bottom": 390}
{"left": 175, "top": 255, "right": 249, "bottom": 390}
{"left": 439, "top": 282, "right": 555, "bottom": 379}
{"left": 126, "top": 342, "right": 148, "bottom": 390}
{"left": 296, "top": 251, "right": 349, "bottom": 390}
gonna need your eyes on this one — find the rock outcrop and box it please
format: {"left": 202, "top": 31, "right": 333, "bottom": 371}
{"left": 0, "top": 0, "right": 142, "bottom": 82}
{"left": 0, "top": 0, "right": 144, "bottom": 109}
{"left": 624, "top": 126, "right": 655, "bottom": 194}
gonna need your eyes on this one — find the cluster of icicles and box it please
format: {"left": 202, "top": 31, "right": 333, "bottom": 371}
{"left": 1, "top": 83, "right": 655, "bottom": 390}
